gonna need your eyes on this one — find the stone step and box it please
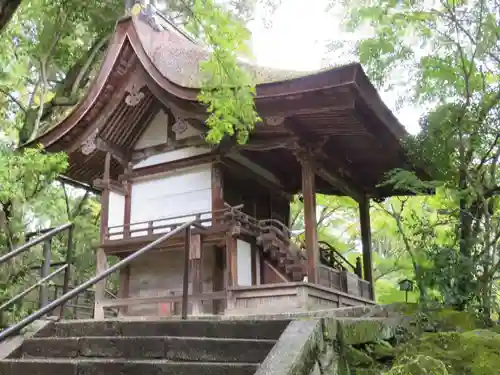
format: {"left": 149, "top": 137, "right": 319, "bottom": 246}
{"left": 0, "top": 358, "right": 258, "bottom": 375}
{"left": 16, "top": 336, "right": 275, "bottom": 363}
{"left": 36, "top": 319, "right": 290, "bottom": 340}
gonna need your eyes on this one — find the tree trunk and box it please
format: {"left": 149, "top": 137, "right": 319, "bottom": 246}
{"left": 0, "top": 0, "right": 21, "bottom": 33}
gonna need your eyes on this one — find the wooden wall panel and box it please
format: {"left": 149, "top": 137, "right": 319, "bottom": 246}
{"left": 126, "top": 247, "right": 215, "bottom": 316}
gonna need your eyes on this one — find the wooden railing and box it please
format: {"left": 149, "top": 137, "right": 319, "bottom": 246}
{"left": 317, "top": 264, "right": 370, "bottom": 298}
{"left": 103, "top": 204, "right": 372, "bottom": 304}
{"left": 105, "top": 205, "right": 243, "bottom": 240}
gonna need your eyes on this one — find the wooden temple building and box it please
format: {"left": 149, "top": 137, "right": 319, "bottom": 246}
{"left": 28, "top": 11, "right": 425, "bottom": 318}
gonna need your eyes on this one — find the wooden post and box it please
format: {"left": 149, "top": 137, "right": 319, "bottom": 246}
{"left": 181, "top": 226, "right": 191, "bottom": 319}
{"left": 300, "top": 154, "right": 319, "bottom": 284}
{"left": 212, "top": 245, "right": 224, "bottom": 314}
{"left": 251, "top": 242, "right": 257, "bottom": 285}
{"left": 359, "top": 196, "right": 374, "bottom": 300}
{"left": 226, "top": 232, "right": 238, "bottom": 287}
{"left": 211, "top": 165, "right": 224, "bottom": 223}
{"left": 93, "top": 248, "right": 108, "bottom": 320}
{"left": 99, "top": 152, "right": 112, "bottom": 242}
{"left": 190, "top": 234, "right": 203, "bottom": 315}
{"left": 123, "top": 184, "right": 132, "bottom": 239}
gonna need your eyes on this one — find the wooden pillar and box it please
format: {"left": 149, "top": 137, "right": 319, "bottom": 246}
{"left": 359, "top": 196, "right": 374, "bottom": 300}
{"left": 300, "top": 155, "right": 319, "bottom": 284}
{"left": 123, "top": 162, "right": 132, "bottom": 239}
{"left": 190, "top": 234, "right": 203, "bottom": 315}
{"left": 93, "top": 248, "right": 108, "bottom": 320}
{"left": 95, "top": 152, "right": 111, "bottom": 319}
{"left": 212, "top": 245, "right": 224, "bottom": 314}
{"left": 99, "top": 152, "right": 112, "bottom": 242}
{"left": 251, "top": 243, "right": 257, "bottom": 285}
{"left": 226, "top": 233, "right": 238, "bottom": 287}
{"left": 211, "top": 165, "right": 224, "bottom": 220}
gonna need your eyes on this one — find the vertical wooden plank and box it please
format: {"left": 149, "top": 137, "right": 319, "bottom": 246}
{"left": 190, "top": 234, "right": 203, "bottom": 315}
{"left": 359, "top": 196, "right": 374, "bottom": 300}
{"left": 93, "top": 248, "right": 108, "bottom": 320}
{"left": 300, "top": 155, "right": 319, "bottom": 284}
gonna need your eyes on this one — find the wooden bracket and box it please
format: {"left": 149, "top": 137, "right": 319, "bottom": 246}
{"left": 96, "top": 138, "right": 129, "bottom": 167}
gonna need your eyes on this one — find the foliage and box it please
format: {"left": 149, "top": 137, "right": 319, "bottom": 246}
{"left": 0, "top": 0, "right": 275, "bottom": 324}
{"left": 183, "top": 0, "right": 261, "bottom": 144}
{"left": 332, "top": 0, "right": 500, "bottom": 317}
{"left": 396, "top": 330, "right": 500, "bottom": 374}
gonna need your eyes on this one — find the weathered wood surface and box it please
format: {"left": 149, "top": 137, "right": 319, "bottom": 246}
{"left": 226, "top": 282, "right": 374, "bottom": 316}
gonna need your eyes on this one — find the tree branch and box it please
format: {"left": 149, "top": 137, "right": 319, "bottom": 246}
{"left": 0, "top": 87, "right": 26, "bottom": 114}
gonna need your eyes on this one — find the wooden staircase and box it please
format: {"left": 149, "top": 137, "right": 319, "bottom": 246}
{"left": 257, "top": 226, "right": 306, "bottom": 282}
{"left": 257, "top": 223, "right": 361, "bottom": 284}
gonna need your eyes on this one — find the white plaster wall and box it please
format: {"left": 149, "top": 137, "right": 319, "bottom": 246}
{"left": 134, "top": 110, "right": 169, "bottom": 150}
{"left": 236, "top": 240, "right": 252, "bottom": 286}
{"left": 108, "top": 191, "right": 125, "bottom": 240}
{"left": 130, "top": 164, "right": 212, "bottom": 236}
{"left": 133, "top": 147, "right": 212, "bottom": 170}
{"left": 127, "top": 247, "right": 215, "bottom": 316}
{"left": 175, "top": 121, "right": 202, "bottom": 140}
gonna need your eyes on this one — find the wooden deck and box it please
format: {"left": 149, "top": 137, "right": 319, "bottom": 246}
{"left": 226, "top": 282, "right": 374, "bottom": 315}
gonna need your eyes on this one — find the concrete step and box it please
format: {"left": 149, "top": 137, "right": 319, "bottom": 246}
{"left": 0, "top": 358, "right": 258, "bottom": 375}
{"left": 36, "top": 320, "right": 290, "bottom": 340}
{"left": 16, "top": 336, "right": 276, "bottom": 363}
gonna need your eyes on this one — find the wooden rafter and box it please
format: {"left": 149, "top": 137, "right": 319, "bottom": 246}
{"left": 96, "top": 137, "right": 129, "bottom": 167}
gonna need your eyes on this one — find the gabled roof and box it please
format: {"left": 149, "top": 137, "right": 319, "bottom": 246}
{"left": 25, "top": 13, "right": 427, "bottom": 198}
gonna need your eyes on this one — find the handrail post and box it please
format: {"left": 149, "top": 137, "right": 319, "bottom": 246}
{"left": 181, "top": 226, "right": 191, "bottom": 320}
{"left": 60, "top": 225, "right": 74, "bottom": 318}
{"left": 39, "top": 237, "right": 52, "bottom": 311}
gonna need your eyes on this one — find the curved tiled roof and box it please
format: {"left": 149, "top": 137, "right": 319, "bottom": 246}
{"left": 132, "top": 16, "right": 315, "bottom": 88}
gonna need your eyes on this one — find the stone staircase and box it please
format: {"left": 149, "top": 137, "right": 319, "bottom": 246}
{"left": 0, "top": 319, "right": 290, "bottom": 374}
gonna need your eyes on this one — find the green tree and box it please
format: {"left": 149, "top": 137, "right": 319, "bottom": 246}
{"left": 335, "top": 0, "right": 499, "bottom": 318}
{"left": 0, "top": 0, "right": 272, "bottom": 323}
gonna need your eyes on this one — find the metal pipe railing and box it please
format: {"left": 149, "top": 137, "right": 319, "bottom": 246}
{"left": 0, "top": 264, "right": 68, "bottom": 312}
{"left": 0, "top": 220, "right": 195, "bottom": 342}
{"left": 0, "top": 223, "right": 73, "bottom": 265}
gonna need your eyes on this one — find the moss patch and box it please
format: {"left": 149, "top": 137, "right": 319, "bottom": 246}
{"left": 397, "top": 330, "right": 500, "bottom": 374}
{"left": 386, "top": 355, "right": 449, "bottom": 375}
{"left": 427, "top": 308, "right": 483, "bottom": 332}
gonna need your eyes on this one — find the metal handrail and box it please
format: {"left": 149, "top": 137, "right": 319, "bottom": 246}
{"left": 0, "top": 265, "right": 68, "bottom": 312}
{"left": 0, "top": 219, "right": 195, "bottom": 342}
{"left": 0, "top": 223, "right": 73, "bottom": 265}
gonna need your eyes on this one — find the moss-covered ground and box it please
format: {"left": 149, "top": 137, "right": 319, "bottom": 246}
{"left": 344, "top": 305, "right": 500, "bottom": 375}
